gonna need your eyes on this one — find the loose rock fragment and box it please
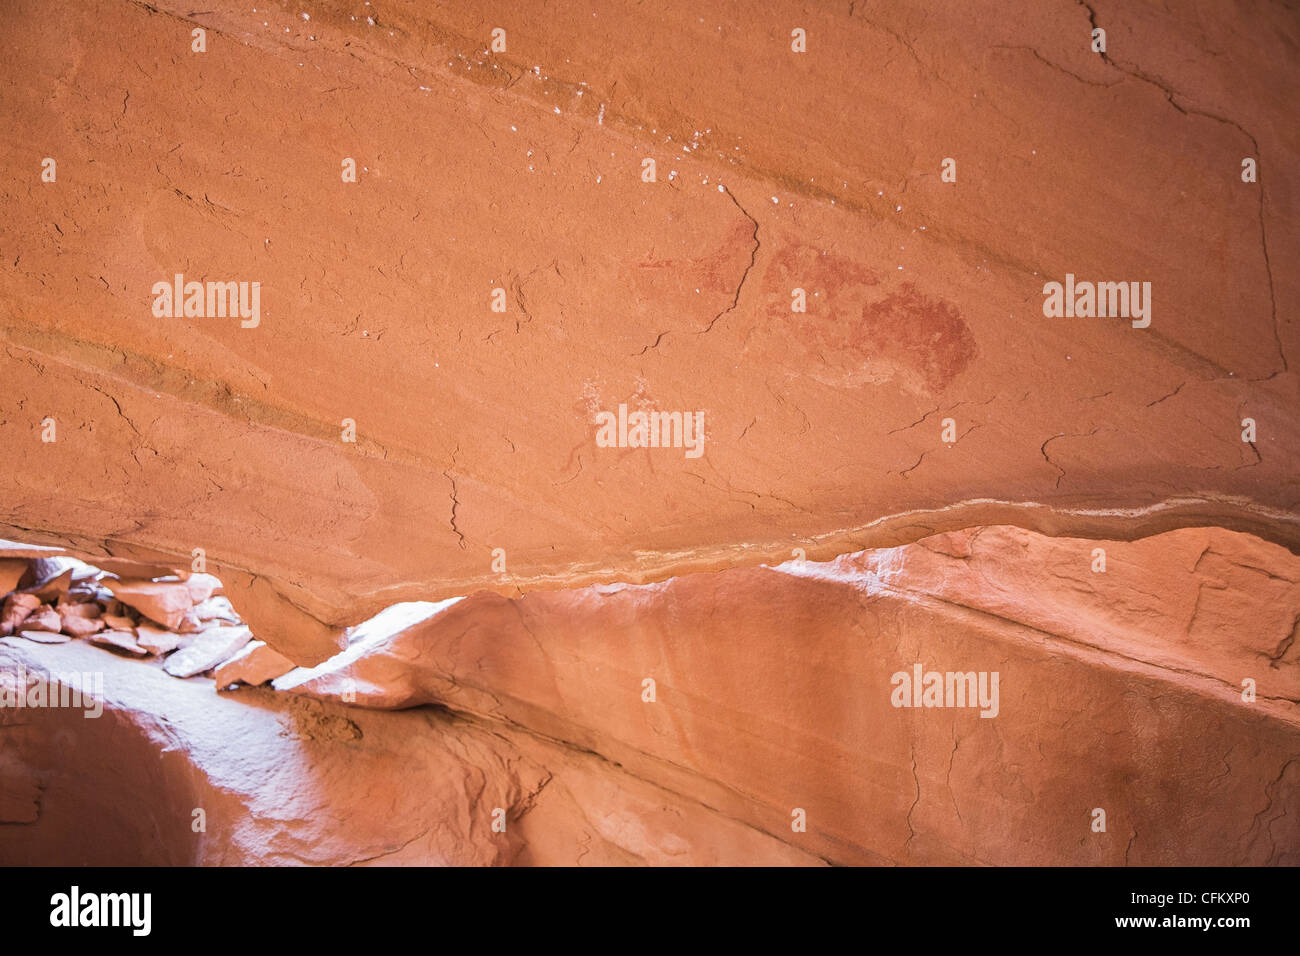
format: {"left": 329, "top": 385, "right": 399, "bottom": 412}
{"left": 101, "top": 613, "right": 136, "bottom": 632}
{"left": 135, "top": 623, "right": 183, "bottom": 655}
{"left": 215, "top": 640, "right": 296, "bottom": 688}
{"left": 57, "top": 601, "right": 101, "bottom": 620}
{"left": 163, "top": 625, "right": 252, "bottom": 678}
{"left": 59, "top": 615, "right": 105, "bottom": 639}
{"left": 193, "top": 595, "right": 241, "bottom": 623}
{"left": 20, "top": 606, "right": 61, "bottom": 633}
{"left": 19, "top": 630, "right": 71, "bottom": 645}
{"left": 105, "top": 578, "right": 196, "bottom": 630}
{"left": 0, "top": 593, "right": 41, "bottom": 636}
{"left": 185, "top": 573, "right": 223, "bottom": 604}
{"left": 89, "top": 629, "right": 150, "bottom": 657}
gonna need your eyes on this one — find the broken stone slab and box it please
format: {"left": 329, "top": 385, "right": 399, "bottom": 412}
{"left": 59, "top": 615, "right": 105, "bottom": 639}
{"left": 163, "top": 626, "right": 252, "bottom": 679}
{"left": 57, "top": 601, "right": 101, "bottom": 619}
{"left": 135, "top": 623, "right": 183, "bottom": 656}
{"left": 0, "top": 593, "right": 41, "bottom": 636}
{"left": 19, "top": 630, "right": 71, "bottom": 644}
{"left": 102, "top": 573, "right": 225, "bottom": 630}
{"left": 214, "top": 641, "right": 296, "bottom": 689}
{"left": 21, "top": 606, "right": 61, "bottom": 633}
{"left": 89, "top": 629, "right": 150, "bottom": 657}
{"left": 101, "top": 613, "right": 136, "bottom": 632}
{"left": 185, "top": 573, "right": 223, "bottom": 604}
{"left": 104, "top": 579, "right": 195, "bottom": 630}
{"left": 193, "top": 595, "right": 241, "bottom": 623}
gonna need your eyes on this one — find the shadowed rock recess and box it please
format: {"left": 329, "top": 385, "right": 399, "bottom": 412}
{"left": 0, "top": 0, "right": 1296, "bottom": 865}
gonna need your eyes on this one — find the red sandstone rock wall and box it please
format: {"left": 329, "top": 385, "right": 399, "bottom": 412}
{"left": 0, "top": 0, "right": 1297, "bottom": 867}
{"left": 2, "top": 524, "right": 1295, "bottom": 865}
{"left": 2, "top": 0, "right": 1297, "bottom": 662}
{"left": 277, "top": 526, "right": 1300, "bottom": 865}
{"left": 0, "top": 638, "right": 819, "bottom": 865}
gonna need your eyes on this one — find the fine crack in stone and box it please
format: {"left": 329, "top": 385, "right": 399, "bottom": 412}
{"left": 698, "top": 186, "right": 761, "bottom": 335}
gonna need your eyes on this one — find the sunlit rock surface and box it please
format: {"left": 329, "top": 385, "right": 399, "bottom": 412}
{"left": 276, "top": 526, "right": 1299, "bottom": 865}
{"left": 0, "top": 638, "right": 819, "bottom": 865}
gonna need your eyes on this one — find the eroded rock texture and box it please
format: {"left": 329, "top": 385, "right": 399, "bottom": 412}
{"left": 2, "top": 525, "right": 1295, "bottom": 865}
{"left": 0, "top": 0, "right": 1297, "bottom": 866}
{"left": 0, "top": 639, "right": 816, "bottom": 865}
{"left": 275, "top": 526, "right": 1300, "bottom": 865}
{"left": 2, "top": 0, "right": 1298, "bottom": 661}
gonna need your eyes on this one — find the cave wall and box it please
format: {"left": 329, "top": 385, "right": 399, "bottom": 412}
{"left": 0, "top": 0, "right": 1297, "bottom": 867}
{"left": 1, "top": 0, "right": 1296, "bottom": 663}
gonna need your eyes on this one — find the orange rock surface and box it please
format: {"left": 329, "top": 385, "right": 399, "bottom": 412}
{"left": 1, "top": 0, "right": 1296, "bottom": 662}
{"left": 0, "top": 0, "right": 1296, "bottom": 867}
{"left": 275, "top": 526, "right": 1300, "bottom": 865}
